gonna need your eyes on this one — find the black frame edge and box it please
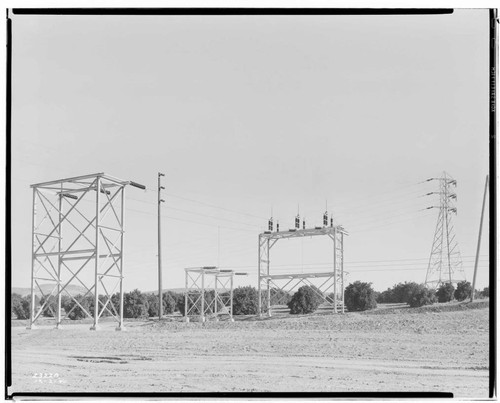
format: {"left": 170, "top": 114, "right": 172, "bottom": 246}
{"left": 10, "top": 8, "right": 454, "bottom": 16}
{"left": 5, "top": 9, "right": 13, "bottom": 401}
{"left": 488, "top": 8, "right": 497, "bottom": 400}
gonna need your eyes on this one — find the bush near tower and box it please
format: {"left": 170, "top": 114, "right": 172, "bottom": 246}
{"left": 232, "top": 286, "right": 259, "bottom": 315}
{"left": 436, "top": 282, "right": 455, "bottom": 303}
{"left": 407, "top": 285, "right": 437, "bottom": 307}
{"left": 288, "top": 286, "right": 323, "bottom": 314}
{"left": 344, "top": 281, "right": 377, "bottom": 311}
{"left": 454, "top": 281, "right": 472, "bottom": 301}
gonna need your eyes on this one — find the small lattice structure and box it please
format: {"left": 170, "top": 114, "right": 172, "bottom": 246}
{"left": 183, "top": 267, "right": 245, "bottom": 322}
{"left": 258, "top": 225, "right": 347, "bottom": 316}
{"left": 28, "top": 173, "right": 145, "bottom": 330}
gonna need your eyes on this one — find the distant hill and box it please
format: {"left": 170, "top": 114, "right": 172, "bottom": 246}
{"left": 12, "top": 284, "right": 88, "bottom": 297}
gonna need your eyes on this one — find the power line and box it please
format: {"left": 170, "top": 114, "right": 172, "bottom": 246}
{"left": 218, "top": 258, "right": 489, "bottom": 271}
{"left": 165, "top": 206, "right": 261, "bottom": 229}
{"left": 140, "top": 185, "right": 267, "bottom": 220}
{"left": 126, "top": 194, "right": 263, "bottom": 228}
{"left": 164, "top": 192, "right": 267, "bottom": 221}
{"left": 125, "top": 206, "right": 256, "bottom": 233}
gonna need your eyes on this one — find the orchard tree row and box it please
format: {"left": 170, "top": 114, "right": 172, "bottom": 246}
{"left": 11, "top": 281, "right": 489, "bottom": 320}
{"left": 376, "top": 281, "right": 488, "bottom": 306}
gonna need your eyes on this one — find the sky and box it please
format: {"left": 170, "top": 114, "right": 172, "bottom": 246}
{"left": 10, "top": 9, "right": 490, "bottom": 294}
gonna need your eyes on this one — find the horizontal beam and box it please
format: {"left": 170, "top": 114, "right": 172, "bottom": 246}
{"left": 259, "top": 226, "right": 347, "bottom": 240}
{"left": 62, "top": 253, "right": 121, "bottom": 261}
{"left": 31, "top": 173, "right": 138, "bottom": 190}
{"left": 260, "top": 272, "right": 342, "bottom": 280}
{"left": 31, "top": 173, "right": 105, "bottom": 188}
{"left": 55, "top": 183, "right": 122, "bottom": 195}
{"left": 35, "top": 248, "right": 95, "bottom": 257}
{"left": 185, "top": 268, "right": 219, "bottom": 274}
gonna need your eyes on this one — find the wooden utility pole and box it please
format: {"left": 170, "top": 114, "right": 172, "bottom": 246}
{"left": 471, "top": 175, "right": 489, "bottom": 302}
{"left": 158, "top": 172, "right": 165, "bottom": 319}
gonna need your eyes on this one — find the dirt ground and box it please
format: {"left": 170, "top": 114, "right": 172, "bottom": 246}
{"left": 8, "top": 301, "right": 490, "bottom": 397}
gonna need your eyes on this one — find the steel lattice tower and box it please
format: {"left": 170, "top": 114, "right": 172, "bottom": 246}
{"left": 424, "top": 172, "right": 466, "bottom": 289}
{"left": 28, "top": 173, "right": 145, "bottom": 330}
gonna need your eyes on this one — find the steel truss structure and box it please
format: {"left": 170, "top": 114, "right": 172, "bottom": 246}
{"left": 28, "top": 173, "right": 144, "bottom": 330}
{"left": 424, "top": 172, "right": 466, "bottom": 289}
{"left": 184, "top": 267, "right": 244, "bottom": 322}
{"left": 258, "top": 226, "right": 347, "bottom": 317}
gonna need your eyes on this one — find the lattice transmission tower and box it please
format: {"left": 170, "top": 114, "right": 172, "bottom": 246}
{"left": 424, "top": 172, "right": 465, "bottom": 289}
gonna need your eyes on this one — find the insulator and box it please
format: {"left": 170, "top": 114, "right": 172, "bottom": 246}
{"left": 295, "top": 216, "right": 300, "bottom": 229}
{"left": 268, "top": 218, "right": 273, "bottom": 231}
{"left": 302, "top": 220, "right": 305, "bottom": 229}
{"left": 330, "top": 218, "right": 333, "bottom": 227}
{"left": 323, "top": 212, "right": 328, "bottom": 227}
{"left": 277, "top": 222, "right": 280, "bottom": 232}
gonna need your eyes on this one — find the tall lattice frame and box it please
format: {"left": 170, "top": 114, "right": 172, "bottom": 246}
{"left": 258, "top": 225, "right": 347, "bottom": 317}
{"left": 29, "top": 173, "right": 144, "bottom": 330}
{"left": 424, "top": 172, "right": 465, "bottom": 289}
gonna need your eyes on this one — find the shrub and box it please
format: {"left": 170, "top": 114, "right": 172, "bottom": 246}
{"left": 63, "top": 294, "right": 94, "bottom": 320}
{"left": 146, "top": 292, "right": 176, "bottom": 317}
{"left": 288, "top": 286, "right": 323, "bottom": 314}
{"left": 390, "top": 282, "right": 420, "bottom": 304}
{"left": 163, "top": 292, "right": 177, "bottom": 314}
{"left": 344, "top": 281, "right": 377, "bottom": 312}
{"left": 376, "top": 282, "right": 420, "bottom": 304}
{"left": 436, "top": 282, "right": 455, "bottom": 303}
{"left": 454, "top": 281, "right": 472, "bottom": 302}
{"left": 377, "top": 288, "right": 395, "bottom": 303}
{"left": 270, "top": 288, "right": 292, "bottom": 306}
{"left": 146, "top": 293, "right": 160, "bottom": 317}
{"left": 408, "top": 285, "right": 437, "bottom": 307}
{"left": 482, "top": 287, "right": 489, "bottom": 298}
{"left": 232, "top": 286, "right": 259, "bottom": 315}
{"left": 39, "top": 295, "right": 57, "bottom": 317}
{"left": 11, "top": 293, "right": 31, "bottom": 319}
{"left": 123, "top": 289, "right": 149, "bottom": 319}
{"left": 63, "top": 294, "right": 121, "bottom": 319}
{"left": 169, "top": 292, "right": 185, "bottom": 313}
{"left": 261, "top": 288, "right": 292, "bottom": 307}
{"left": 38, "top": 294, "right": 74, "bottom": 317}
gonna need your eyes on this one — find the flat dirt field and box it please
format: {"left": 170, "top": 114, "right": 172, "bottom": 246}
{"left": 9, "top": 301, "right": 490, "bottom": 397}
